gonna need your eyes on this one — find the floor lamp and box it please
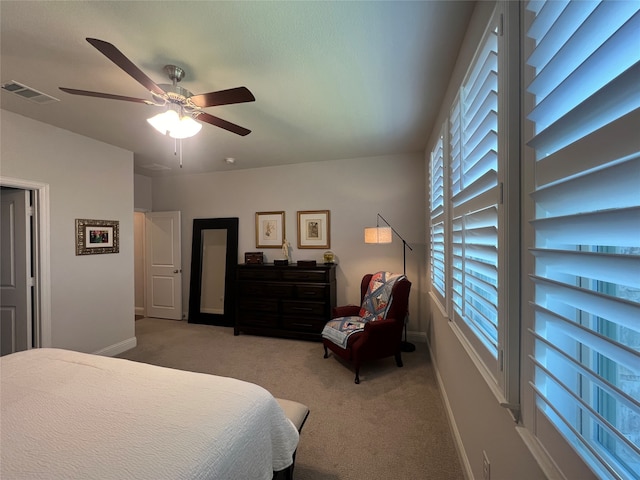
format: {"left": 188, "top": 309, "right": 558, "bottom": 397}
{"left": 364, "top": 213, "right": 416, "bottom": 353}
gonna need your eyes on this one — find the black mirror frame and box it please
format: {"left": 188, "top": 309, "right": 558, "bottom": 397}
{"left": 188, "top": 217, "right": 239, "bottom": 327}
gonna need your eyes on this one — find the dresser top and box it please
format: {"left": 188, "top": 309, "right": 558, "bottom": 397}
{"left": 238, "top": 263, "right": 335, "bottom": 269}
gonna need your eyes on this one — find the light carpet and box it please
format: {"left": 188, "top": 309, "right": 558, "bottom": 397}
{"left": 118, "top": 318, "right": 464, "bottom": 480}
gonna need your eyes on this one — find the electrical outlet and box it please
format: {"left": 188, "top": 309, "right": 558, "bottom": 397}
{"left": 483, "top": 450, "right": 491, "bottom": 480}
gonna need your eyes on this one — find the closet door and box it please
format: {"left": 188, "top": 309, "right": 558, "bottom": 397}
{"left": 145, "top": 211, "right": 182, "bottom": 320}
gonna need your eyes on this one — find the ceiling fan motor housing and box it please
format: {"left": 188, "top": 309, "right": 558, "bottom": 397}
{"left": 164, "top": 65, "right": 185, "bottom": 84}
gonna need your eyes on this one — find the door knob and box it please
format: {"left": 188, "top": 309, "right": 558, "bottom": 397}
{"left": 173, "top": 269, "right": 181, "bottom": 273}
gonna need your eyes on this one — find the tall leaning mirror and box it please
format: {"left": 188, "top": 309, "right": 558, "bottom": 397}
{"left": 188, "top": 218, "right": 238, "bottom": 327}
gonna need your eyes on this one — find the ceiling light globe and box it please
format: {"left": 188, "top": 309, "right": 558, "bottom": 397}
{"left": 169, "top": 115, "right": 202, "bottom": 139}
{"left": 147, "top": 109, "right": 180, "bottom": 135}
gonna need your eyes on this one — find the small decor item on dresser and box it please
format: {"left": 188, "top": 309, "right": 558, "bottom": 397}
{"left": 244, "top": 252, "right": 264, "bottom": 264}
{"left": 323, "top": 250, "right": 335, "bottom": 264}
{"left": 274, "top": 259, "right": 289, "bottom": 266}
{"left": 297, "top": 260, "right": 317, "bottom": 267}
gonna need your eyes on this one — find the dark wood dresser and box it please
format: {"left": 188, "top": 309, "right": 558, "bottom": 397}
{"left": 235, "top": 263, "right": 337, "bottom": 341}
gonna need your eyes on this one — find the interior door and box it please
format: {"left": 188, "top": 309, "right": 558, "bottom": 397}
{"left": 145, "top": 211, "right": 182, "bottom": 320}
{"left": 0, "top": 189, "right": 31, "bottom": 355}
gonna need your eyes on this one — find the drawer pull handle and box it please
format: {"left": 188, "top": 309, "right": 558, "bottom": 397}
{"left": 292, "top": 307, "right": 313, "bottom": 312}
{"left": 292, "top": 323, "right": 313, "bottom": 328}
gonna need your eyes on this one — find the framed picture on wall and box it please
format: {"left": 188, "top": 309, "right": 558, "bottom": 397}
{"left": 255, "top": 211, "right": 285, "bottom": 248}
{"left": 297, "top": 210, "right": 330, "bottom": 249}
{"left": 75, "top": 219, "right": 119, "bottom": 255}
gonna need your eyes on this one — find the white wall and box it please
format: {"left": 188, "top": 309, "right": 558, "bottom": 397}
{"left": 134, "top": 173, "right": 152, "bottom": 211}
{"left": 151, "top": 153, "right": 428, "bottom": 337}
{"left": 1, "top": 110, "right": 136, "bottom": 355}
{"left": 423, "top": 2, "right": 546, "bottom": 479}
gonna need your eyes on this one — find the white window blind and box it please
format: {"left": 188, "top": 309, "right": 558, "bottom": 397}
{"left": 525, "top": 1, "right": 640, "bottom": 479}
{"left": 430, "top": 131, "right": 446, "bottom": 302}
{"left": 450, "top": 19, "right": 500, "bottom": 362}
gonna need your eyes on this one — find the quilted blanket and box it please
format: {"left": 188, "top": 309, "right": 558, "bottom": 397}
{"left": 0, "top": 348, "right": 299, "bottom": 480}
{"left": 322, "top": 316, "right": 367, "bottom": 348}
{"left": 359, "top": 271, "right": 405, "bottom": 322}
{"left": 322, "top": 272, "right": 405, "bottom": 348}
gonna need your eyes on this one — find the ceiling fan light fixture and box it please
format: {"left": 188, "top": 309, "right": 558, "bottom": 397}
{"left": 169, "top": 115, "right": 202, "bottom": 139}
{"left": 147, "top": 105, "right": 201, "bottom": 139}
{"left": 147, "top": 108, "right": 179, "bottom": 135}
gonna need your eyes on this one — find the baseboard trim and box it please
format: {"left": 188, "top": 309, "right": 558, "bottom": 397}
{"left": 135, "top": 306, "right": 145, "bottom": 316}
{"left": 93, "top": 337, "right": 137, "bottom": 357}
{"left": 407, "top": 330, "right": 427, "bottom": 343}
{"left": 426, "top": 337, "right": 473, "bottom": 480}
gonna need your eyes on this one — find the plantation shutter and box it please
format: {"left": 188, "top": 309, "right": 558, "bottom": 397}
{"left": 450, "top": 20, "right": 500, "bottom": 363}
{"left": 525, "top": 1, "right": 640, "bottom": 479}
{"left": 430, "top": 132, "right": 446, "bottom": 302}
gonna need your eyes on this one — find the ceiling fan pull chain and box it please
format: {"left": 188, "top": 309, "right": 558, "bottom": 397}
{"left": 171, "top": 137, "right": 183, "bottom": 168}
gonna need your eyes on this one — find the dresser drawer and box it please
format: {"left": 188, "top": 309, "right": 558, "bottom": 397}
{"left": 295, "top": 284, "right": 327, "bottom": 300}
{"left": 237, "top": 312, "right": 279, "bottom": 328}
{"left": 280, "top": 316, "right": 326, "bottom": 333}
{"left": 238, "top": 298, "right": 278, "bottom": 313}
{"left": 281, "top": 270, "right": 328, "bottom": 283}
{"left": 239, "top": 282, "right": 268, "bottom": 297}
{"left": 239, "top": 282, "right": 294, "bottom": 298}
{"left": 265, "top": 283, "right": 294, "bottom": 297}
{"left": 238, "top": 269, "right": 280, "bottom": 281}
{"left": 281, "top": 300, "right": 326, "bottom": 317}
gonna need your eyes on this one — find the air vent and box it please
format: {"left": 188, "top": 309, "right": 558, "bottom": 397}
{"left": 140, "top": 163, "right": 172, "bottom": 171}
{"left": 1, "top": 81, "right": 59, "bottom": 105}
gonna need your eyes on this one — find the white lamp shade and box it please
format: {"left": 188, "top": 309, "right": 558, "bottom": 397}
{"left": 147, "top": 108, "right": 202, "bottom": 139}
{"left": 147, "top": 109, "right": 179, "bottom": 135}
{"left": 364, "top": 226, "right": 392, "bottom": 244}
{"left": 169, "top": 115, "right": 202, "bottom": 139}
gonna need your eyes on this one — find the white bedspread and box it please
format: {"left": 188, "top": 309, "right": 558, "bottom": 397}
{"left": 0, "top": 348, "right": 299, "bottom": 480}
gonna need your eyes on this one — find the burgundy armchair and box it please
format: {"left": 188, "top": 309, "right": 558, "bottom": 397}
{"left": 322, "top": 272, "right": 411, "bottom": 384}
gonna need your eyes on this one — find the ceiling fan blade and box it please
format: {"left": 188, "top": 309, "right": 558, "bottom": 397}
{"left": 190, "top": 87, "right": 255, "bottom": 108}
{"left": 86, "top": 38, "right": 166, "bottom": 96}
{"left": 59, "top": 87, "right": 155, "bottom": 105}
{"left": 197, "top": 112, "right": 251, "bottom": 136}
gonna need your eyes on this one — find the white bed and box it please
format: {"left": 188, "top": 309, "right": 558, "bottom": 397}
{"left": 0, "top": 348, "right": 299, "bottom": 480}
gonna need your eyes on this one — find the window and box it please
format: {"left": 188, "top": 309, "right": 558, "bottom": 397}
{"left": 430, "top": 130, "right": 446, "bottom": 303}
{"left": 429, "top": 2, "right": 520, "bottom": 391}
{"left": 525, "top": 1, "right": 640, "bottom": 479}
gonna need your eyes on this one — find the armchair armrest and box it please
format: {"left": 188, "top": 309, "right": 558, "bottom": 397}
{"left": 363, "top": 318, "right": 401, "bottom": 338}
{"left": 358, "top": 318, "right": 404, "bottom": 355}
{"left": 332, "top": 305, "right": 360, "bottom": 318}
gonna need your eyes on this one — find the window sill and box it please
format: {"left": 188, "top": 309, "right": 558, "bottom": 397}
{"left": 448, "top": 320, "right": 520, "bottom": 422}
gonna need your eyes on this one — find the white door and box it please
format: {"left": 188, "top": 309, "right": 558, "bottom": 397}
{"left": 145, "top": 211, "right": 182, "bottom": 320}
{"left": 0, "top": 189, "right": 31, "bottom": 355}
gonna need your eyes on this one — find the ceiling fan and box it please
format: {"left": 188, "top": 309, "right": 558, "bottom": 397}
{"left": 59, "top": 38, "right": 255, "bottom": 137}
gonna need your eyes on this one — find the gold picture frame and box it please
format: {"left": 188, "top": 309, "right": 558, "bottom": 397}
{"left": 255, "top": 211, "right": 285, "bottom": 248}
{"left": 75, "top": 219, "right": 119, "bottom": 255}
{"left": 297, "top": 210, "right": 330, "bottom": 249}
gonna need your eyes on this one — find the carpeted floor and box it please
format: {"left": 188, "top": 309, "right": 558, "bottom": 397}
{"left": 118, "top": 318, "right": 464, "bottom": 480}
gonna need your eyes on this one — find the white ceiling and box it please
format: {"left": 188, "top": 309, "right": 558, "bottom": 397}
{"left": 1, "top": 1, "right": 475, "bottom": 176}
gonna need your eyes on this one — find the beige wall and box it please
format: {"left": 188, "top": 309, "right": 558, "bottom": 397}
{"left": 150, "top": 153, "right": 428, "bottom": 338}
{"left": 1, "top": 110, "right": 136, "bottom": 355}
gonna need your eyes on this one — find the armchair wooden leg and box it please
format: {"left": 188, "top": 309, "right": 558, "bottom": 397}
{"left": 323, "top": 345, "right": 329, "bottom": 358}
{"left": 354, "top": 369, "right": 360, "bottom": 384}
{"left": 395, "top": 352, "right": 403, "bottom": 368}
